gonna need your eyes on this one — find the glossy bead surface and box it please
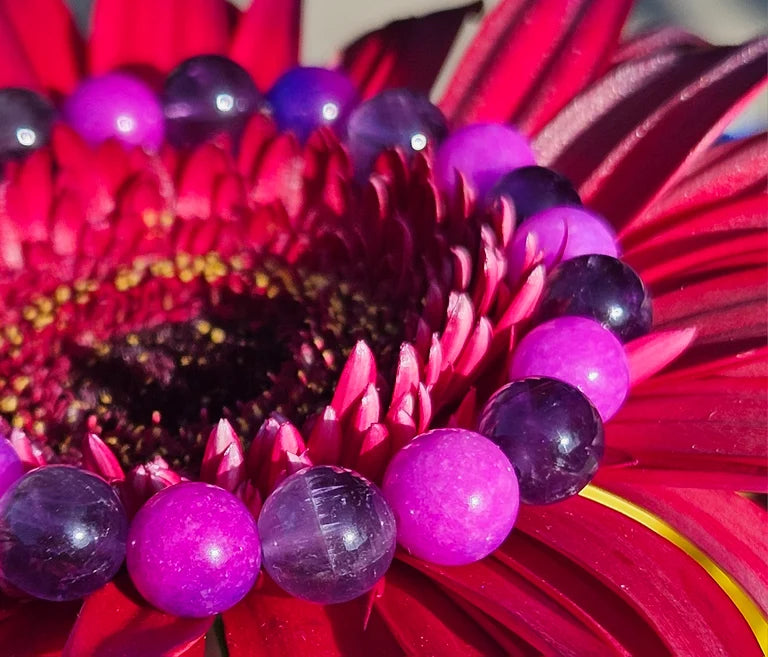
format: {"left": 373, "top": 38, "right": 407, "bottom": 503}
{"left": 434, "top": 123, "right": 535, "bottom": 201}
{"left": 62, "top": 73, "right": 164, "bottom": 149}
{"left": 509, "top": 317, "right": 629, "bottom": 421}
{"left": 267, "top": 67, "right": 357, "bottom": 142}
{"left": 164, "top": 55, "right": 263, "bottom": 148}
{"left": 0, "top": 465, "right": 127, "bottom": 601}
{"left": 0, "top": 437, "right": 22, "bottom": 499}
{"left": 478, "top": 378, "right": 604, "bottom": 504}
{"left": 538, "top": 254, "right": 653, "bottom": 342}
{"left": 490, "top": 166, "right": 581, "bottom": 222}
{"left": 258, "top": 466, "right": 395, "bottom": 604}
{"left": 507, "top": 206, "right": 619, "bottom": 281}
{"left": 127, "top": 482, "right": 260, "bottom": 617}
{"left": 382, "top": 428, "right": 519, "bottom": 566}
{"left": 345, "top": 88, "right": 447, "bottom": 177}
{"left": 0, "top": 88, "right": 54, "bottom": 161}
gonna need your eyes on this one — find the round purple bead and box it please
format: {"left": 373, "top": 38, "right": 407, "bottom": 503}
{"left": 538, "top": 254, "right": 653, "bottom": 342}
{"left": 62, "top": 73, "right": 164, "bottom": 149}
{"left": 163, "top": 55, "right": 263, "bottom": 148}
{"left": 258, "top": 465, "right": 395, "bottom": 604}
{"left": 345, "top": 88, "right": 448, "bottom": 178}
{"left": 0, "top": 465, "right": 127, "bottom": 601}
{"left": 382, "top": 428, "right": 519, "bottom": 566}
{"left": 267, "top": 67, "right": 357, "bottom": 142}
{"left": 126, "top": 482, "right": 260, "bottom": 617}
{"left": 509, "top": 316, "right": 630, "bottom": 421}
{"left": 0, "top": 88, "right": 55, "bottom": 161}
{"left": 507, "top": 205, "right": 619, "bottom": 282}
{"left": 490, "top": 165, "right": 581, "bottom": 223}
{"left": 478, "top": 378, "right": 604, "bottom": 504}
{"left": 434, "top": 123, "right": 535, "bottom": 202}
{"left": 0, "top": 437, "right": 22, "bottom": 499}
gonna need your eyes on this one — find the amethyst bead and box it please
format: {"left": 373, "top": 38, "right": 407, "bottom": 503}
{"left": 478, "top": 378, "right": 605, "bottom": 504}
{"left": 434, "top": 123, "right": 535, "bottom": 201}
{"left": 267, "top": 67, "right": 357, "bottom": 142}
{"left": 258, "top": 466, "right": 395, "bottom": 604}
{"left": 538, "top": 254, "right": 653, "bottom": 342}
{"left": 0, "top": 465, "right": 127, "bottom": 601}
{"left": 509, "top": 317, "right": 630, "bottom": 421}
{"left": 490, "top": 166, "right": 581, "bottom": 223}
{"left": 345, "top": 88, "right": 447, "bottom": 178}
{"left": 0, "top": 88, "right": 54, "bottom": 161}
{"left": 507, "top": 205, "right": 619, "bottom": 282}
{"left": 382, "top": 428, "right": 519, "bottom": 566}
{"left": 163, "top": 55, "right": 263, "bottom": 148}
{"left": 0, "top": 437, "right": 22, "bottom": 499}
{"left": 126, "top": 482, "right": 261, "bottom": 617}
{"left": 62, "top": 73, "right": 164, "bottom": 149}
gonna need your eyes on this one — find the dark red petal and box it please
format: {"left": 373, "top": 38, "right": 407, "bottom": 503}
{"left": 611, "top": 27, "right": 705, "bottom": 65}
{"left": 230, "top": 0, "right": 300, "bottom": 91}
{"left": 0, "top": 599, "right": 79, "bottom": 657}
{"left": 62, "top": 578, "right": 212, "bottom": 657}
{"left": 341, "top": 2, "right": 482, "bottom": 100}
{"left": 438, "top": 0, "right": 632, "bottom": 131}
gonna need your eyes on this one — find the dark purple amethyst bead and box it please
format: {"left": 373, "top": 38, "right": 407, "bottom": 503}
{"left": 0, "top": 88, "right": 54, "bottom": 161}
{"left": 0, "top": 436, "right": 22, "bottom": 499}
{"left": 538, "top": 254, "right": 653, "bottom": 342}
{"left": 345, "top": 88, "right": 448, "bottom": 179}
{"left": 267, "top": 67, "right": 357, "bottom": 142}
{"left": 0, "top": 465, "right": 128, "bottom": 601}
{"left": 478, "top": 378, "right": 604, "bottom": 504}
{"left": 490, "top": 165, "right": 581, "bottom": 223}
{"left": 163, "top": 55, "right": 263, "bottom": 148}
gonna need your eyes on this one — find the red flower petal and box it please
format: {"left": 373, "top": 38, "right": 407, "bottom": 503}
{"left": 0, "top": 6, "right": 39, "bottom": 89}
{"left": 625, "top": 328, "right": 697, "bottom": 386}
{"left": 0, "top": 599, "right": 79, "bottom": 657}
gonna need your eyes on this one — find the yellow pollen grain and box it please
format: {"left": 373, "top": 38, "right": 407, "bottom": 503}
{"left": 255, "top": 272, "right": 270, "bottom": 289}
{"left": 142, "top": 210, "right": 158, "bottom": 228}
{"left": 75, "top": 293, "right": 90, "bottom": 305}
{"left": 137, "top": 352, "right": 149, "bottom": 364}
{"left": 150, "top": 260, "right": 175, "bottom": 278}
{"left": 54, "top": 285, "right": 72, "bottom": 304}
{"left": 175, "top": 253, "right": 191, "bottom": 269}
{"left": 179, "top": 269, "right": 195, "bottom": 283}
{"left": 196, "top": 320, "right": 212, "bottom": 335}
{"left": 0, "top": 396, "right": 18, "bottom": 413}
{"left": 180, "top": 355, "right": 192, "bottom": 366}
{"left": 11, "top": 377, "right": 30, "bottom": 393}
{"left": 5, "top": 326, "right": 23, "bottom": 346}
{"left": 22, "top": 306, "right": 38, "bottom": 321}
{"left": 160, "top": 211, "right": 174, "bottom": 228}
{"left": 11, "top": 415, "right": 23, "bottom": 428}
{"left": 33, "top": 421, "right": 45, "bottom": 435}
{"left": 126, "top": 334, "right": 140, "bottom": 347}
{"left": 229, "top": 255, "right": 245, "bottom": 271}
{"left": 99, "top": 392, "right": 113, "bottom": 405}
{"left": 36, "top": 298, "right": 54, "bottom": 314}
{"left": 266, "top": 285, "right": 280, "bottom": 299}
{"left": 210, "top": 328, "right": 226, "bottom": 344}
{"left": 33, "top": 314, "right": 55, "bottom": 331}
{"left": 192, "top": 256, "right": 206, "bottom": 274}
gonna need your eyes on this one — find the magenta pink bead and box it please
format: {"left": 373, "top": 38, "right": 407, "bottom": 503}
{"left": 507, "top": 205, "right": 619, "bottom": 281}
{"left": 509, "top": 317, "right": 629, "bottom": 420}
{"left": 382, "top": 428, "right": 519, "bottom": 566}
{"left": 63, "top": 72, "right": 164, "bottom": 150}
{"left": 434, "top": 123, "right": 535, "bottom": 202}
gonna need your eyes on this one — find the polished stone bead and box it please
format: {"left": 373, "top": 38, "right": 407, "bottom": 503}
{"left": 0, "top": 465, "right": 127, "bottom": 601}
{"left": 509, "top": 316, "right": 629, "bottom": 421}
{"left": 267, "top": 67, "right": 357, "bottom": 142}
{"left": 0, "top": 88, "right": 55, "bottom": 161}
{"left": 345, "top": 88, "right": 447, "bottom": 178}
{"left": 163, "top": 55, "right": 263, "bottom": 148}
{"left": 382, "top": 428, "right": 519, "bottom": 566}
{"left": 0, "top": 437, "right": 22, "bottom": 498}
{"left": 258, "top": 466, "right": 395, "bottom": 604}
{"left": 538, "top": 254, "right": 653, "bottom": 342}
{"left": 507, "top": 206, "right": 619, "bottom": 282}
{"left": 127, "top": 482, "right": 261, "bottom": 617}
{"left": 62, "top": 73, "right": 164, "bottom": 149}
{"left": 434, "top": 123, "right": 535, "bottom": 201}
{"left": 490, "top": 166, "right": 581, "bottom": 223}
{"left": 478, "top": 378, "right": 604, "bottom": 504}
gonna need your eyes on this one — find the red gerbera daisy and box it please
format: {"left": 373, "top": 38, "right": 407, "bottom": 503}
{"left": 0, "top": 1, "right": 765, "bottom": 656}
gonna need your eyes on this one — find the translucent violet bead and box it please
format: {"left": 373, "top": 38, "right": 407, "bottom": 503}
{"left": 478, "top": 378, "right": 605, "bottom": 504}
{"left": 509, "top": 316, "right": 629, "bottom": 421}
{"left": 62, "top": 72, "right": 164, "bottom": 149}
{"left": 0, "top": 465, "right": 128, "bottom": 601}
{"left": 490, "top": 165, "right": 581, "bottom": 223}
{"left": 0, "top": 88, "right": 55, "bottom": 161}
{"left": 258, "top": 465, "right": 396, "bottom": 604}
{"left": 434, "top": 123, "right": 535, "bottom": 201}
{"left": 267, "top": 67, "right": 357, "bottom": 142}
{"left": 382, "top": 428, "right": 519, "bottom": 566}
{"left": 0, "top": 436, "right": 22, "bottom": 499}
{"left": 126, "top": 482, "right": 261, "bottom": 617}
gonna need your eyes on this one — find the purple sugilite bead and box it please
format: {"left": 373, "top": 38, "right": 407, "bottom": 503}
{"left": 0, "top": 88, "right": 55, "bottom": 161}
{"left": 509, "top": 316, "right": 630, "bottom": 421}
{"left": 0, "top": 436, "right": 22, "bottom": 499}
{"left": 0, "top": 465, "right": 128, "bottom": 601}
{"left": 381, "top": 428, "right": 519, "bottom": 566}
{"left": 126, "top": 482, "right": 261, "bottom": 617}
{"left": 345, "top": 88, "right": 448, "bottom": 178}
{"left": 163, "top": 54, "right": 263, "bottom": 148}
{"left": 267, "top": 67, "right": 357, "bottom": 142}
{"left": 478, "top": 378, "right": 605, "bottom": 505}
{"left": 258, "top": 465, "right": 396, "bottom": 604}
{"left": 507, "top": 205, "right": 619, "bottom": 282}
{"left": 490, "top": 165, "right": 581, "bottom": 223}
{"left": 62, "top": 73, "right": 164, "bottom": 149}
{"left": 434, "top": 123, "right": 535, "bottom": 201}
{"left": 537, "top": 254, "right": 653, "bottom": 342}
